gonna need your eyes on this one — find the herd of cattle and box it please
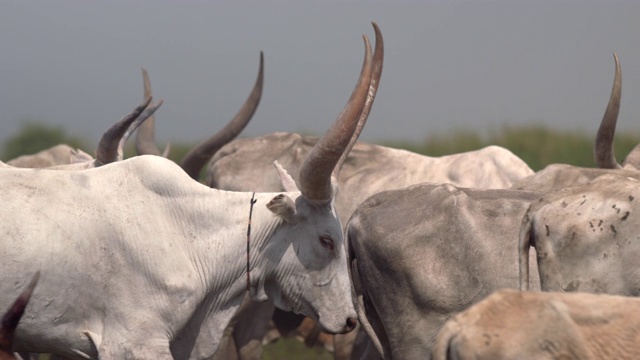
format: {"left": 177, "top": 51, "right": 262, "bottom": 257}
{"left": 1, "top": 22, "right": 639, "bottom": 359}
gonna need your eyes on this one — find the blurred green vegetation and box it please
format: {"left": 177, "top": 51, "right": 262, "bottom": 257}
{"left": 381, "top": 125, "right": 640, "bottom": 171}
{"left": 3, "top": 122, "right": 640, "bottom": 172}
{"left": 263, "top": 337, "right": 333, "bottom": 360}
{"left": 1, "top": 122, "right": 89, "bottom": 161}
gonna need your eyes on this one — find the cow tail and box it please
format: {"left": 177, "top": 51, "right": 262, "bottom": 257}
{"left": 346, "top": 222, "right": 386, "bottom": 358}
{"left": 518, "top": 209, "right": 534, "bottom": 291}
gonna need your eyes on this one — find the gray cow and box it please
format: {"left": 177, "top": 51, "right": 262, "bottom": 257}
{"left": 348, "top": 183, "right": 542, "bottom": 360}
{"left": 519, "top": 173, "right": 640, "bottom": 295}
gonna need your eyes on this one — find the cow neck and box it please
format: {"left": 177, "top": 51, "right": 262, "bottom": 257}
{"left": 190, "top": 190, "right": 284, "bottom": 307}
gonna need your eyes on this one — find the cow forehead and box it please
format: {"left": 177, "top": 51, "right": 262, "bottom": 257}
{"left": 291, "top": 195, "right": 342, "bottom": 236}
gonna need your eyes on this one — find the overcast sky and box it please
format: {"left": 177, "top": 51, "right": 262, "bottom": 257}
{"left": 1, "top": 1, "right": 639, "bottom": 148}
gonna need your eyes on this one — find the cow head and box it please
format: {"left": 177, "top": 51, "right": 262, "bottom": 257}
{"left": 256, "top": 22, "right": 383, "bottom": 335}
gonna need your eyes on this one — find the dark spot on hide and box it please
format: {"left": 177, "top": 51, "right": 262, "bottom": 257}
{"left": 598, "top": 220, "right": 603, "bottom": 227}
{"left": 603, "top": 253, "right": 608, "bottom": 259}
{"left": 610, "top": 225, "right": 618, "bottom": 237}
{"left": 612, "top": 204, "right": 621, "bottom": 214}
{"left": 629, "top": 195, "right": 635, "bottom": 202}
{"left": 622, "top": 211, "right": 630, "bottom": 221}
{"left": 589, "top": 222, "right": 594, "bottom": 228}
{"left": 579, "top": 198, "right": 587, "bottom": 206}
{"left": 561, "top": 201, "right": 568, "bottom": 208}
{"left": 540, "top": 339, "right": 558, "bottom": 353}
{"left": 483, "top": 333, "right": 491, "bottom": 346}
{"left": 545, "top": 225, "right": 550, "bottom": 236}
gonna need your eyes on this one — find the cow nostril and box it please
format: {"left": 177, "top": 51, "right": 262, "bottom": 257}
{"left": 345, "top": 317, "right": 358, "bottom": 332}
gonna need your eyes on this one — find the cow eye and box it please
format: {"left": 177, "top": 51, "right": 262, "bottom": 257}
{"left": 319, "top": 236, "right": 334, "bottom": 252}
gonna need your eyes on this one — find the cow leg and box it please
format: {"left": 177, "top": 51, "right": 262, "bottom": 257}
{"left": 233, "top": 300, "right": 275, "bottom": 360}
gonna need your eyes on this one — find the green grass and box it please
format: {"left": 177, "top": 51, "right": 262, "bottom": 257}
{"left": 263, "top": 337, "right": 333, "bottom": 360}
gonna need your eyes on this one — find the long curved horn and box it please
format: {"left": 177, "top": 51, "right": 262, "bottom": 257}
{"left": 180, "top": 52, "right": 264, "bottom": 180}
{"left": 298, "top": 30, "right": 375, "bottom": 204}
{"left": 118, "top": 100, "right": 164, "bottom": 161}
{"left": 593, "top": 52, "right": 622, "bottom": 169}
{"left": 334, "top": 22, "right": 384, "bottom": 177}
{"left": 96, "top": 97, "right": 157, "bottom": 165}
{"left": 0, "top": 271, "right": 39, "bottom": 353}
{"left": 135, "top": 68, "right": 164, "bottom": 156}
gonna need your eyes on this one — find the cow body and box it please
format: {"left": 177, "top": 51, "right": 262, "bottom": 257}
{"left": 0, "top": 156, "right": 355, "bottom": 359}
{"left": 519, "top": 174, "right": 640, "bottom": 295}
{"left": 6, "top": 144, "right": 87, "bottom": 168}
{"left": 432, "top": 289, "right": 640, "bottom": 360}
{"left": 511, "top": 163, "right": 640, "bottom": 192}
{"left": 348, "top": 183, "right": 541, "bottom": 359}
{"left": 210, "top": 134, "right": 533, "bottom": 225}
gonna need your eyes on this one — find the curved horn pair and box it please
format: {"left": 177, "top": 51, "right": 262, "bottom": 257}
{"left": 594, "top": 52, "right": 622, "bottom": 169}
{"left": 298, "top": 22, "right": 384, "bottom": 204}
{"left": 96, "top": 97, "right": 163, "bottom": 165}
{"left": 181, "top": 52, "right": 264, "bottom": 179}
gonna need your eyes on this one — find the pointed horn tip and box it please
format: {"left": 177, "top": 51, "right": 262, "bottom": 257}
{"left": 27, "top": 271, "right": 40, "bottom": 289}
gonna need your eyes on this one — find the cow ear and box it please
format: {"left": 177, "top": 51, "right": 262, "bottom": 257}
{"left": 70, "top": 148, "right": 93, "bottom": 164}
{"left": 273, "top": 161, "right": 299, "bottom": 192}
{"left": 267, "top": 194, "right": 299, "bottom": 223}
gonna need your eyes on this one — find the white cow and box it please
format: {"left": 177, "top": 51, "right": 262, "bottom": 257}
{"left": 0, "top": 29, "right": 377, "bottom": 359}
{"left": 432, "top": 289, "right": 640, "bottom": 360}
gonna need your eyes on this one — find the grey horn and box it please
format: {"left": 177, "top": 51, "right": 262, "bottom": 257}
{"left": 96, "top": 97, "right": 162, "bottom": 165}
{"left": 334, "top": 22, "right": 384, "bottom": 176}
{"left": 594, "top": 52, "right": 622, "bottom": 169}
{"left": 299, "top": 23, "right": 383, "bottom": 204}
{"left": 134, "top": 68, "right": 168, "bottom": 157}
{"left": 180, "top": 52, "right": 264, "bottom": 180}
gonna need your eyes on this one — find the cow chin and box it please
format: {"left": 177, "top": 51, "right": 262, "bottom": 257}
{"left": 270, "top": 288, "right": 354, "bottom": 334}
